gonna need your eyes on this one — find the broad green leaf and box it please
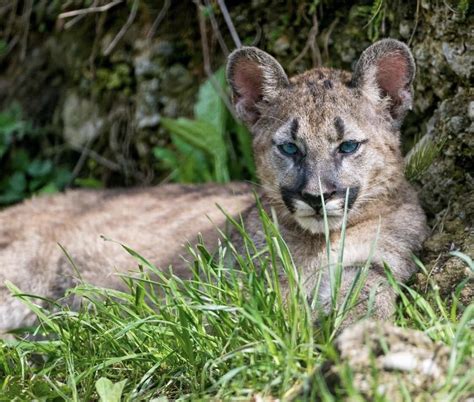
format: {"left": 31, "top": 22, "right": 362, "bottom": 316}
{"left": 38, "top": 182, "right": 59, "bottom": 195}
{"left": 0, "top": 191, "right": 24, "bottom": 204}
{"left": 161, "top": 117, "right": 229, "bottom": 182}
{"left": 172, "top": 136, "right": 213, "bottom": 182}
{"left": 53, "top": 167, "right": 73, "bottom": 188}
{"left": 27, "top": 159, "right": 53, "bottom": 177}
{"left": 95, "top": 377, "right": 127, "bottom": 402}
{"left": 194, "top": 67, "right": 227, "bottom": 135}
{"left": 9, "top": 149, "right": 30, "bottom": 171}
{"left": 74, "top": 177, "right": 104, "bottom": 188}
{"left": 8, "top": 171, "right": 27, "bottom": 193}
{"left": 161, "top": 118, "right": 219, "bottom": 153}
{"left": 233, "top": 121, "right": 255, "bottom": 177}
{"left": 153, "top": 147, "right": 179, "bottom": 170}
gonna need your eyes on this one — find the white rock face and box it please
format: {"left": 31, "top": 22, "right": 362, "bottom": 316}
{"left": 62, "top": 91, "right": 105, "bottom": 147}
{"left": 330, "top": 320, "right": 456, "bottom": 401}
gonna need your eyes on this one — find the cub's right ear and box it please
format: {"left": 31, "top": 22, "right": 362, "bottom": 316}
{"left": 226, "top": 47, "right": 289, "bottom": 125}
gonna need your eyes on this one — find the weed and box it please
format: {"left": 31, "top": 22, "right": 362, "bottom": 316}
{"left": 350, "top": 0, "right": 387, "bottom": 42}
{"left": 0, "top": 104, "right": 72, "bottom": 205}
{"left": 156, "top": 67, "right": 255, "bottom": 183}
{"left": 405, "top": 135, "right": 443, "bottom": 182}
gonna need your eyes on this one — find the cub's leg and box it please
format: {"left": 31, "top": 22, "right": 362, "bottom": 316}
{"left": 335, "top": 267, "right": 397, "bottom": 326}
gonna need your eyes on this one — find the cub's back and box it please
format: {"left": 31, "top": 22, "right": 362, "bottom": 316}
{"left": 0, "top": 182, "right": 254, "bottom": 332}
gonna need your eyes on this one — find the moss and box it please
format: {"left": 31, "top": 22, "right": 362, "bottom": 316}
{"left": 95, "top": 63, "right": 134, "bottom": 94}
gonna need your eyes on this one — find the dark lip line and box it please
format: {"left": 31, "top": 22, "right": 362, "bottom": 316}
{"left": 284, "top": 186, "right": 359, "bottom": 216}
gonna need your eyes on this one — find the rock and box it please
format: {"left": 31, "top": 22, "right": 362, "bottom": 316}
{"left": 442, "top": 41, "right": 473, "bottom": 80}
{"left": 416, "top": 88, "right": 473, "bottom": 304}
{"left": 133, "top": 41, "right": 173, "bottom": 79}
{"left": 160, "top": 64, "right": 194, "bottom": 97}
{"left": 62, "top": 91, "right": 105, "bottom": 147}
{"left": 447, "top": 116, "right": 465, "bottom": 134}
{"left": 398, "top": 20, "right": 412, "bottom": 39}
{"left": 327, "top": 320, "right": 454, "bottom": 400}
{"left": 468, "top": 102, "right": 474, "bottom": 121}
{"left": 135, "top": 79, "right": 161, "bottom": 129}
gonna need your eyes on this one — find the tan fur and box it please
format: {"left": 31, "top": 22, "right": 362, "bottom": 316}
{"left": 227, "top": 39, "right": 427, "bottom": 321}
{"left": 0, "top": 39, "right": 427, "bottom": 332}
{"left": 0, "top": 183, "right": 254, "bottom": 332}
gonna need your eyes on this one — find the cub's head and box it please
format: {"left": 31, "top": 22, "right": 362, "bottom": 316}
{"left": 227, "top": 39, "right": 415, "bottom": 233}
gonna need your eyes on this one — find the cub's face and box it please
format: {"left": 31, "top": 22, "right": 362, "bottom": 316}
{"left": 227, "top": 40, "right": 415, "bottom": 233}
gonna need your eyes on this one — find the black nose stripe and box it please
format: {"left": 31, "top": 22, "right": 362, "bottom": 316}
{"left": 301, "top": 193, "right": 323, "bottom": 210}
{"left": 281, "top": 187, "right": 360, "bottom": 214}
{"left": 281, "top": 187, "right": 297, "bottom": 213}
{"left": 348, "top": 187, "right": 359, "bottom": 209}
{"left": 301, "top": 191, "right": 336, "bottom": 210}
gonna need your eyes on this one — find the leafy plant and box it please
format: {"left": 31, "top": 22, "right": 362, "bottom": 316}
{"left": 457, "top": 0, "right": 470, "bottom": 18}
{"left": 95, "top": 377, "right": 127, "bottom": 402}
{"left": 0, "top": 104, "right": 72, "bottom": 205}
{"left": 156, "top": 68, "right": 255, "bottom": 183}
{"left": 350, "top": 0, "right": 387, "bottom": 41}
{"left": 405, "top": 136, "right": 442, "bottom": 182}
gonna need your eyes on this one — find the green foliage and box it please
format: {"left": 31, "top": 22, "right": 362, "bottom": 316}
{"left": 95, "top": 64, "right": 133, "bottom": 95}
{"left": 0, "top": 201, "right": 472, "bottom": 400}
{"left": 0, "top": 105, "right": 72, "bottom": 205}
{"left": 457, "top": 0, "right": 470, "bottom": 18}
{"left": 351, "top": 0, "right": 386, "bottom": 41}
{"left": 95, "top": 377, "right": 127, "bottom": 402}
{"left": 0, "top": 39, "right": 7, "bottom": 56}
{"left": 156, "top": 68, "right": 255, "bottom": 183}
{"left": 405, "top": 136, "right": 442, "bottom": 182}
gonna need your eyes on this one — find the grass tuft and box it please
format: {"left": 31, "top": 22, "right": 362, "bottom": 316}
{"left": 0, "top": 202, "right": 472, "bottom": 400}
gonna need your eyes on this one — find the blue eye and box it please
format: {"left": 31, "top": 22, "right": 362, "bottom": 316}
{"left": 279, "top": 142, "right": 299, "bottom": 156}
{"left": 338, "top": 140, "right": 360, "bottom": 154}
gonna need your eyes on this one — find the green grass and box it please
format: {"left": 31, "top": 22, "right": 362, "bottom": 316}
{"left": 0, "top": 203, "right": 472, "bottom": 400}
{"left": 405, "top": 135, "right": 443, "bottom": 182}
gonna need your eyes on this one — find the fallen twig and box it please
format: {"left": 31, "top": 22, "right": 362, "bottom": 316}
{"left": 69, "top": 137, "right": 94, "bottom": 187}
{"left": 216, "top": 0, "right": 241, "bottom": 49}
{"left": 195, "top": 0, "right": 238, "bottom": 121}
{"left": 20, "top": 0, "right": 33, "bottom": 61}
{"left": 408, "top": 0, "right": 420, "bottom": 46}
{"left": 58, "top": 0, "right": 123, "bottom": 19}
{"left": 147, "top": 0, "right": 171, "bottom": 39}
{"left": 4, "top": 0, "right": 18, "bottom": 40}
{"left": 70, "top": 144, "right": 120, "bottom": 172}
{"left": 321, "top": 17, "right": 339, "bottom": 62}
{"left": 204, "top": 0, "right": 230, "bottom": 56}
{"left": 63, "top": 0, "right": 99, "bottom": 30}
{"left": 289, "top": 13, "right": 322, "bottom": 70}
{"left": 103, "top": 0, "right": 139, "bottom": 56}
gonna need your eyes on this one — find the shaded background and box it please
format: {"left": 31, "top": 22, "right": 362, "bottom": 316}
{"left": 0, "top": 0, "right": 472, "bottom": 300}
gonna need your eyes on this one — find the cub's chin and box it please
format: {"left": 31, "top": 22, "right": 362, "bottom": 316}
{"left": 294, "top": 215, "right": 344, "bottom": 234}
{"left": 292, "top": 198, "right": 346, "bottom": 234}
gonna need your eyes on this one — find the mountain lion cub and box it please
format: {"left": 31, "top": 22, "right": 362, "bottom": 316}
{"left": 0, "top": 39, "right": 427, "bottom": 334}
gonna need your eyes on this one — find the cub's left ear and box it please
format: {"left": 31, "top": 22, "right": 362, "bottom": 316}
{"left": 352, "top": 39, "right": 416, "bottom": 127}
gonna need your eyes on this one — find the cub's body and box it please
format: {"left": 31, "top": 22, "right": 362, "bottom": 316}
{"left": 0, "top": 39, "right": 427, "bottom": 333}
{"left": 0, "top": 183, "right": 254, "bottom": 331}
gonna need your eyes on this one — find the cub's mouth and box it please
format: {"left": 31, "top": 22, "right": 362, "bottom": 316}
{"left": 281, "top": 187, "right": 359, "bottom": 233}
